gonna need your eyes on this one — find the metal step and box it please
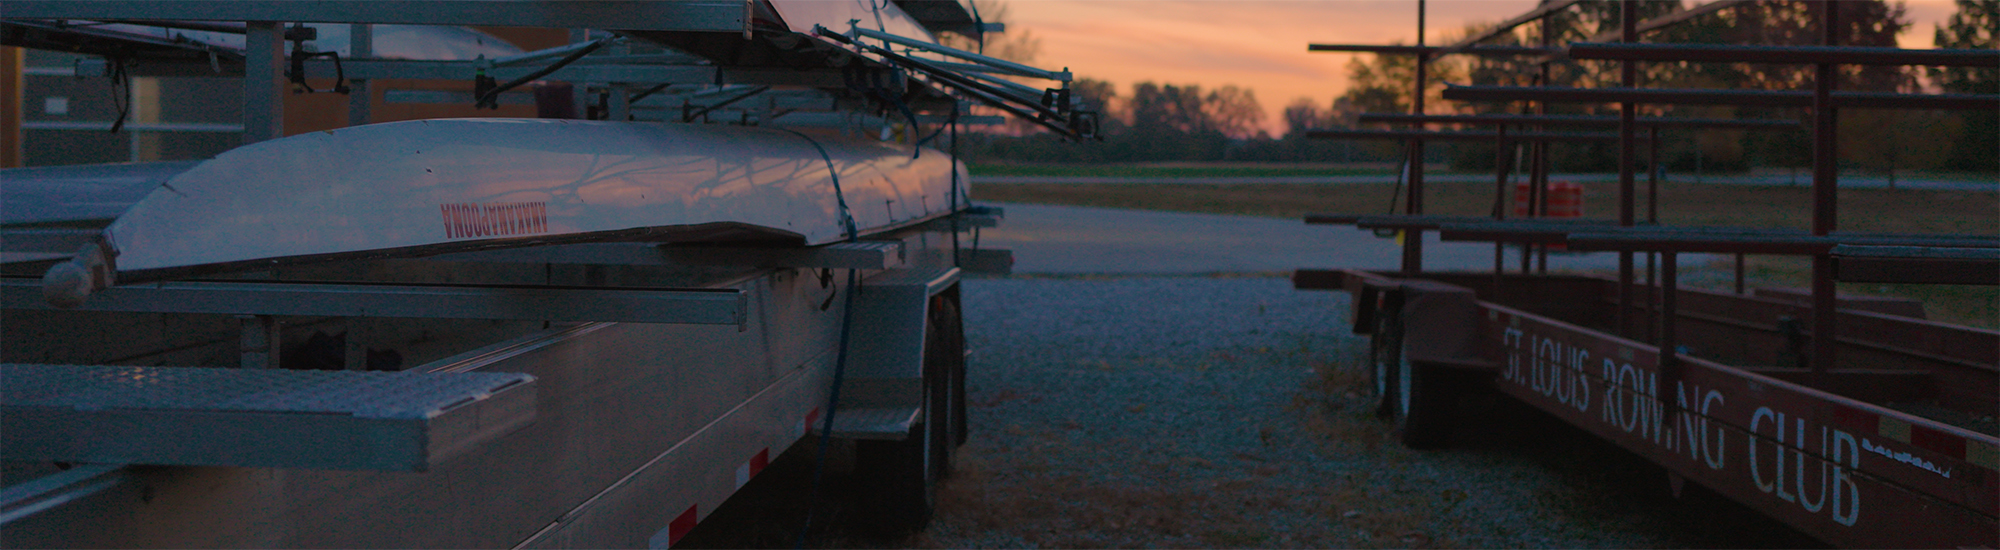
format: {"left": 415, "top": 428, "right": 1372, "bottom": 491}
{"left": 815, "top": 406, "right": 920, "bottom": 441}
{"left": 1, "top": 364, "right": 535, "bottom": 471}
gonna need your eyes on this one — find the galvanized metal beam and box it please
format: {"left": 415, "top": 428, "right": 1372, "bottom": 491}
{"left": 1832, "top": 246, "right": 2000, "bottom": 285}
{"left": 1442, "top": 85, "right": 2000, "bottom": 110}
{"left": 0, "top": 1, "right": 746, "bottom": 31}
{"left": 662, "top": 241, "right": 907, "bottom": 270}
{"left": 302, "top": 59, "right": 715, "bottom": 84}
{"left": 431, "top": 241, "right": 908, "bottom": 270}
{"left": 1356, "top": 113, "right": 1801, "bottom": 129}
{"left": 0, "top": 228, "right": 98, "bottom": 255}
{"left": 1307, "top": 129, "right": 1653, "bottom": 142}
{"left": 847, "top": 26, "right": 1068, "bottom": 82}
{"left": 1574, "top": 0, "right": 1757, "bottom": 44}
{"left": 1340, "top": 214, "right": 1617, "bottom": 230}
{"left": 1568, "top": 42, "right": 2000, "bottom": 67}
{"left": 1433, "top": 0, "right": 1586, "bottom": 55}
{"left": 0, "top": 278, "right": 747, "bottom": 325}
{"left": 1306, "top": 44, "right": 1555, "bottom": 57}
{"left": 1564, "top": 231, "right": 2000, "bottom": 254}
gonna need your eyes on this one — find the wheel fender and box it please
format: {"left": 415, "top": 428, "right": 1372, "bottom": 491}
{"left": 1394, "top": 280, "right": 1495, "bottom": 372}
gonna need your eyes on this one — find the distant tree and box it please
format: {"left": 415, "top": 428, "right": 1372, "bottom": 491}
{"left": 1929, "top": 0, "right": 1998, "bottom": 172}
{"left": 1128, "top": 82, "right": 1209, "bottom": 134}
{"left": 1675, "top": 0, "right": 1912, "bottom": 91}
{"left": 1335, "top": 44, "right": 1463, "bottom": 116}
{"left": 1282, "top": 97, "right": 1329, "bottom": 136}
{"left": 1205, "top": 85, "right": 1266, "bottom": 139}
{"left": 1068, "top": 77, "right": 1120, "bottom": 118}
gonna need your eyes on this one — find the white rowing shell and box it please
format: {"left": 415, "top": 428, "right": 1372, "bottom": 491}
{"left": 90, "top": 118, "right": 963, "bottom": 283}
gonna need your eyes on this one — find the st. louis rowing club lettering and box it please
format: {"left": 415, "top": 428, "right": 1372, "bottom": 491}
{"left": 1499, "top": 318, "right": 1868, "bottom": 528}
{"left": 440, "top": 202, "right": 548, "bottom": 239}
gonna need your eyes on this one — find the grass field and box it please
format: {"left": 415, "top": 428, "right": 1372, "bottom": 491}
{"left": 973, "top": 175, "right": 1999, "bottom": 328}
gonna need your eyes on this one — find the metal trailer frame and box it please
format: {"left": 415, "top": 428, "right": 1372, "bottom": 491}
{"left": 1309, "top": 267, "right": 1998, "bottom": 548}
{"left": 0, "top": 1, "right": 1044, "bottom": 547}
{"left": 1299, "top": 1, "right": 1999, "bottom": 547}
{"left": 1, "top": 229, "right": 986, "bottom": 547}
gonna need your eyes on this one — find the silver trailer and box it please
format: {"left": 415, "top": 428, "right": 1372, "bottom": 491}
{"left": 0, "top": 1, "right": 1082, "bottom": 546}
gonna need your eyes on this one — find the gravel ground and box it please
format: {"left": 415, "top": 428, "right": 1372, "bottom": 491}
{"left": 682, "top": 275, "right": 1823, "bottom": 549}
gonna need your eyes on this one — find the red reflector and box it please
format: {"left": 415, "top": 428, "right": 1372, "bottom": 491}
{"left": 668, "top": 505, "right": 697, "bottom": 547}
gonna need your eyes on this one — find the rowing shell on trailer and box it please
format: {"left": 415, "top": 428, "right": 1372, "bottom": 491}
{"left": 41, "top": 118, "right": 967, "bottom": 307}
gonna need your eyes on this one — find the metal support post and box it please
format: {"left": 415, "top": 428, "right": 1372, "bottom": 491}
{"left": 1735, "top": 253, "right": 1747, "bottom": 294}
{"left": 1403, "top": 1, "right": 1428, "bottom": 274}
{"left": 238, "top": 314, "right": 280, "bottom": 369}
{"left": 607, "top": 39, "right": 632, "bottom": 121}
{"left": 1660, "top": 250, "right": 1682, "bottom": 417}
{"left": 243, "top": 21, "right": 285, "bottom": 144}
{"left": 570, "top": 29, "right": 593, "bottom": 117}
{"left": 343, "top": 317, "right": 373, "bottom": 371}
{"left": 1616, "top": 0, "right": 1638, "bottom": 337}
{"left": 1810, "top": 0, "right": 1842, "bottom": 380}
{"left": 1494, "top": 127, "right": 1509, "bottom": 295}
{"left": 1646, "top": 125, "right": 1661, "bottom": 341}
{"left": 2, "top": 46, "right": 21, "bottom": 168}
{"left": 1646, "top": 252, "right": 1657, "bottom": 341}
{"left": 1648, "top": 125, "right": 1660, "bottom": 224}
{"left": 348, "top": 24, "right": 373, "bottom": 127}
{"left": 1535, "top": 2, "right": 1553, "bottom": 275}
{"left": 610, "top": 85, "right": 632, "bottom": 121}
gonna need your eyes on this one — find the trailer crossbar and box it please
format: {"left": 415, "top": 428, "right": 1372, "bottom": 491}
{"left": 0, "top": 277, "right": 748, "bottom": 325}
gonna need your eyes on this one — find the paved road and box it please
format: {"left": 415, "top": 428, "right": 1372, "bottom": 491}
{"left": 974, "top": 202, "right": 1670, "bottom": 275}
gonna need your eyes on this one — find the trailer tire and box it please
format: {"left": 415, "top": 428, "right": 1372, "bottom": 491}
{"left": 1371, "top": 291, "right": 1456, "bottom": 449}
{"left": 932, "top": 292, "right": 972, "bottom": 464}
{"left": 1394, "top": 361, "right": 1457, "bottom": 449}
{"left": 1369, "top": 292, "right": 1405, "bottom": 420}
{"left": 937, "top": 291, "right": 969, "bottom": 450}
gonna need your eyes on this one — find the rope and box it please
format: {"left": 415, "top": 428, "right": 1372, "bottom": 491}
{"left": 779, "top": 128, "right": 860, "bottom": 548}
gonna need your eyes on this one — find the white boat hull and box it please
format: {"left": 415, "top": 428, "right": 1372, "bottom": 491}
{"left": 85, "top": 119, "right": 963, "bottom": 283}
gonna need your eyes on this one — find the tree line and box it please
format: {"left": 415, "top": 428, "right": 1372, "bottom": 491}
{"left": 962, "top": 0, "right": 1996, "bottom": 177}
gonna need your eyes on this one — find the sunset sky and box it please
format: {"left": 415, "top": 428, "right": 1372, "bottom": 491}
{"left": 997, "top": 0, "right": 1960, "bottom": 135}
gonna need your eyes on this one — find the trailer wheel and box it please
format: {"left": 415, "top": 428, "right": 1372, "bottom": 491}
{"left": 1371, "top": 291, "right": 1455, "bottom": 449}
{"left": 934, "top": 291, "right": 969, "bottom": 451}
{"left": 1394, "top": 361, "right": 1457, "bottom": 449}
{"left": 924, "top": 293, "right": 961, "bottom": 478}
{"left": 1369, "top": 292, "right": 1405, "bottom": 420}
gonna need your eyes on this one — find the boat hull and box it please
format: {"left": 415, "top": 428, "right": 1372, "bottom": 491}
{"left": 91, "top": 119, "right": 964, "bottom": 282}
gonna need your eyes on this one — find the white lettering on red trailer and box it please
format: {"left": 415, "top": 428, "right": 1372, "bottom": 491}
{"left": 1500, "top": 327, "right": 1588, "bottom": 414}
{"left": 1498, "top": 317, "right": 1867, "bottom": 530}
{"left": 1861, "top": 438, "right": 1953, "bottom": 478}
{"left": 1674, "top": 383, "right": 1727, "bottom": 471}
{"left": 1750, "top": 406, "right": 1862, "bottom": 526}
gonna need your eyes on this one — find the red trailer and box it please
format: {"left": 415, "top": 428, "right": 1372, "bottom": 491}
{"left": 1298, "top": 251, "right": 1997, "bottom": 548}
